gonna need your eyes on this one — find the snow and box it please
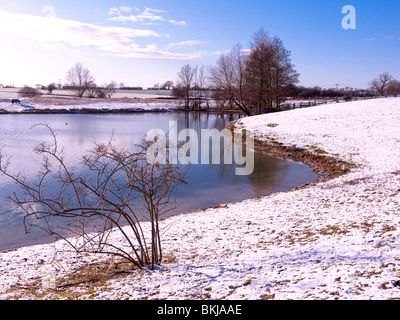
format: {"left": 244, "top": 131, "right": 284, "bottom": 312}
{"left": 1, "top": 98, "right": 400, "bottom": 300}
{"left": 0, "top": 89, "right": 172, "bottom": 100}
{"left": 0, "top": 99, "right": 179, "bottom": 112}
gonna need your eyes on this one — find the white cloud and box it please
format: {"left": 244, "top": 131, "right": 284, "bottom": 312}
{"left": 108, "top": 6, "right": 133, "bottom": 16}
{"left": 212, "top": 49, "right": 231, "bottom": 56}
{"left": 167, "top": 40, "right": 207, "bottom": 48}
{"left": 109, "top": 7, "right": 167, "bottom": 24}
{"left": 108, "top": 7, "right": 187, "bottom": 27}
{"left": 366, "top": 36, "right": 400, "bottom": 42}
{"left": 0, "top": 9, "right": 199, "bottom": 60}
{"left": 169, "top": 19, "right": 187, "bottom": 26}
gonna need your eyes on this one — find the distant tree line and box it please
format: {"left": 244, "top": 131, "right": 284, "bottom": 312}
{"left": 171, "top": 30, "right": 400, "bottom": 115}
{"left": 173, "top": 28, "right": 299, "bottom": 116}
{"left": 290, "top": 86, "right": 374, "bottom": 100}
{"left": 119, "top": 86, "right": 144, "bottom": 91}
{"left": 27, "top": 63, "right": 175, "bottom": 99}
{"left": 7, "top": 51, "right": 399, "bottom": 105}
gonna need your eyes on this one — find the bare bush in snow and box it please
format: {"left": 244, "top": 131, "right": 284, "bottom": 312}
{"left": 0, "top": 124, "right": 189, "bottom": 270}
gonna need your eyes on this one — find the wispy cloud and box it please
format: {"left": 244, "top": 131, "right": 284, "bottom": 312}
{"left": 108, "top": 6, "right": 187, "bottom": 27}
{"left": 108, "top": 6, "right": 133, "bottom": 15}
{"left": 169, "top": 19, "right": 187, "bottom": 26}
{"left": 0, "top": 9, "right": 199, "bottom": 60}
{"left": 167, "top": 40, "right": 208, "bottom": 49}
{"left": 109, "top": 7, "right": 166, "bottom": 24}
{"left": 366, "top": 35, "right": 400, "bottom": 41}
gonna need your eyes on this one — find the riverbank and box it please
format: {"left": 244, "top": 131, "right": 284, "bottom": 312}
{"left": 0, "top": 97, "right": 180, "bottom": 113}
{"left": 1, "top": 98, "right": 400, "bottom": 300}
{"left": 0, "top": 96, "right": 243, "bottom": 114}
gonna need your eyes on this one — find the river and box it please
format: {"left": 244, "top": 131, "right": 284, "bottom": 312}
{"left": 0, "top": 112, "right": 316, "bottom": 251}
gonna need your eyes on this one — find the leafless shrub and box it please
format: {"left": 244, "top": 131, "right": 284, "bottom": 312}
{"left": 18, "top": 86, "right": 43, "bottom": 98}
{"left": 95, "top": 87, "right": 107, "bottom": 98}
{"left": 86, "top": 84, "right": 98, "bottom": 98}
{"left": 103, "top": 81, "right": 117, "bottom": 98}
{"left": 0, "top": 124, "right": 189, "bottom": 270}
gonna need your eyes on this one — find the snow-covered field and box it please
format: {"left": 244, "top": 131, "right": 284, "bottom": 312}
{"left": 0, "top": 99, "right": 179, "bottom": 113}
{"left": 1, "top": 98, "right": 400, "bottom": 300}
{"left": 0, "top": 88, "right": 176, "bottom": 112}
{"left": 0, "top": 88, "right": 172, "bottom": 100}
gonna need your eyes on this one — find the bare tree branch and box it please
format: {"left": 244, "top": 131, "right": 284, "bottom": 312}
{"left": 0, "top": 125, "right": 189, "bottom": 270}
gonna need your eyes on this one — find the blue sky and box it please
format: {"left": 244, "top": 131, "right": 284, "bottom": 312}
{"left": 0, "top": 0, "right": 399, "bottom": 89}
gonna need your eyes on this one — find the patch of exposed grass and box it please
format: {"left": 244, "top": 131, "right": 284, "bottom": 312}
{"left": 2, "top": 258, "right": 138, "bottom": 300}
{"left": 320, "top": 225, "right": 349, "bottom": 236}
{"left": 310, "top": 145, "right": 328, "bottom": 155}
{"left": 260, "top": 293, "right": 275, "bottom": 300}
{"left": 212, "top": 204, "right": 229, "bottom": 209}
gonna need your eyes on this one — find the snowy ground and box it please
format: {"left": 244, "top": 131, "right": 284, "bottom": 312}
{"left": 0, "top": 99, "right": 179, "bottom": 113}
{"left": 0, "top": 88, "right": 172, "bottom": 100}
{"left": 1, "top": 98, "right": 400, "bottom": 300}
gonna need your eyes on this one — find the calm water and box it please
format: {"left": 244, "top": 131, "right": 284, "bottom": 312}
{"left": 0, "top": 112, "right": 316, "bottom": 251}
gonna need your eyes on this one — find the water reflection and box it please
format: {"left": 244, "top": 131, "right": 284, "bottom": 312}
{"left": 0, "top": 112, "right": 316, "bottom": 251}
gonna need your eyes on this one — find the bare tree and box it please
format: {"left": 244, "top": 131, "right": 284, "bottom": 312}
{"left": 210, "top": 89, "right": 231, "bottom": 113}
{"left": 47, "top": 83, "right": 57, "bottom": 95}
{"left": 246, "top": 28, "right": 299, "bottom": 112}
{"left": 209, "top": 29, "right": 298, "bottom": 115}
{"left": 171, "top": 84, "right": 187, "bottom": 103}
{"left": 369, "top": 72, "right": 393, "bottom": 95}
{"left": 209, "top": 43, "right": 251, "bottom": 116}
{"left": 162, "top": 81, "right": 174, "bottom": 90}
{"left": 246, "top": 28, "right": 275, "bottom": 113}
{"left": 66, "top": 63, "right": 95, "bottom": 98}
{"left": 176, "top": 64, "right": 196, "bottom": 109}
{"left": 0, "top": 124, "right": 189, "bottom": 270}
{"left": 387, "top": 79, "right": 400, "bottom": 96}
{"left": 193, "top": 65, "right": 206, "bottom": 109}
{"left": 270, "top": 36, "right": 299, "bottom": 108}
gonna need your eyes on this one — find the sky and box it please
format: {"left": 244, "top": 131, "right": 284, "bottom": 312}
{"left": 0, "top": 0, "right": 399, "bottom": 89}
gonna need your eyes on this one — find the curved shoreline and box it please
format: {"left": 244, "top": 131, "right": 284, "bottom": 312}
{"left": 229, "top": 120, "right": 353, "bottom": 186}
{"left": 251, "top": 136, "right": 354, "bottom": 184}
